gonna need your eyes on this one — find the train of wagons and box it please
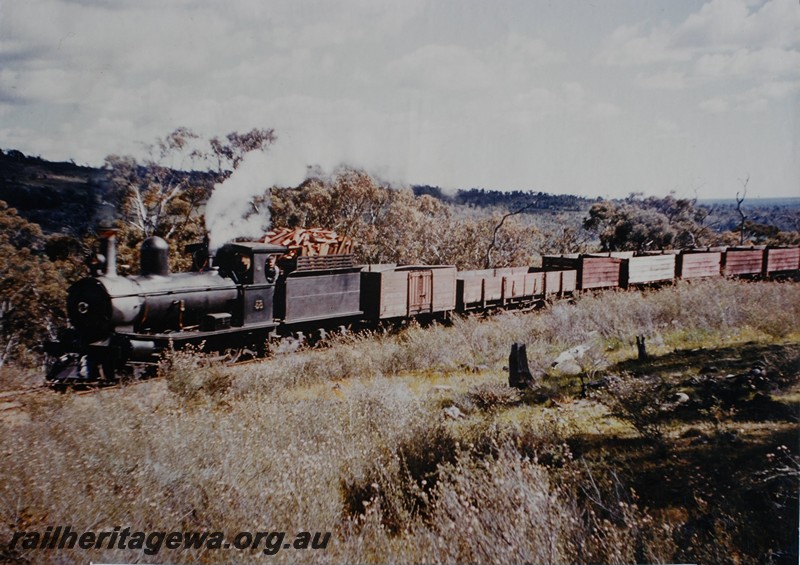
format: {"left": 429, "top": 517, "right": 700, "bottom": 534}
{"left": 44, "top": 228, "right": 800, "bottom": 384}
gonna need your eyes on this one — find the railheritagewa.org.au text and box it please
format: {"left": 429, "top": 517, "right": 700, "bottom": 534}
{"left": 9, "top": 526, "right": 330, "bottom": 556}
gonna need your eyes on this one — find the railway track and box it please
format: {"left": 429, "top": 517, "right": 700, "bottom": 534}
{"left": 2, "top": 350, "right": 272, "bottom": 407}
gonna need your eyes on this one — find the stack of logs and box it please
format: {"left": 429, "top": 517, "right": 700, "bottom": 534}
{"left": 262, "top": 227, "right": 353, "bottom": 257}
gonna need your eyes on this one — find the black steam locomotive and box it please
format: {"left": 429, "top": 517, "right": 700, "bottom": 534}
{"left": 46, "top": 229, "right": 363, "bottom": 383}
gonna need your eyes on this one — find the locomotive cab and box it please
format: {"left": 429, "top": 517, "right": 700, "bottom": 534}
{"left": 214, "top": 242, "right": 287, "bottom": 326}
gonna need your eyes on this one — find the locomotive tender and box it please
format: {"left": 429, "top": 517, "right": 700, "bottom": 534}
{"left": 46, "top": 229, "right": 800, "bottom": 384}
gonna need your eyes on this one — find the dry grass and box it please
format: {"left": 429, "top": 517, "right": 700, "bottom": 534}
{"left": 1, "top": 278, "right": 798, "bottom": 563}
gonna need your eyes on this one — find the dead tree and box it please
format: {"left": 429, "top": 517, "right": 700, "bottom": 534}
{"left": 736, "top": 175, "right": 749, "bottom": 246}
{"left": 484, "top": 201, "right": 536, "bottom": 269}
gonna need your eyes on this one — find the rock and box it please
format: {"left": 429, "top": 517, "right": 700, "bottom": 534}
{"left": 672, "top": 392, "right": 690, "bottom": 404}
{"left": 553, "top": 344, "right": 589, "bottom": 366}
{"left": 552, "top": 358, "right": 582, "bottom": 375}
{"left": 550, "top": 342, "right": 599, "bottom": 376}
{"left": 660, "top": 391, "right": 691, "bottom": 412}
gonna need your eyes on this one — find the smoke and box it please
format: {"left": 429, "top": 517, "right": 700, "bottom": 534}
{"left": 204, "top": 130, "right": 411, "bottom": 250}
{"left": 204, "top": 148, "right": 308, "bottom": 251}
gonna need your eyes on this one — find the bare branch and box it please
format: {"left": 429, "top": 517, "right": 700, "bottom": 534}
{"left": 736, "top": 174, "right": 749, "bottom": 245}
{"left": 484, "top": 201, "right": 536, "bottom": 269}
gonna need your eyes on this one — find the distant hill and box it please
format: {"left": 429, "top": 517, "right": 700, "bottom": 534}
{"left": 0, "top": 149, "right": 105, "bottom": 235}
{"left": 412, "top": 185, "right": 594, "bottom": 212}
{"left": 700, "top": 197, "right": 800, "bottom": 208}
{"left": 698, "top": 197, "right": 800, "bottom": 233}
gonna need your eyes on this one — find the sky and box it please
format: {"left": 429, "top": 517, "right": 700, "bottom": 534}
{"left": 0, "top": 0, "right": 798, "bottom": 199}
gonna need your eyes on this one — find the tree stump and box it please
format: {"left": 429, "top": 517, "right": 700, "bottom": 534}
{"left": 636, "top": 335, "right": 648, "bottom": 360}
{"left": 509, "top": 343, "right": 535, "bottom": 389}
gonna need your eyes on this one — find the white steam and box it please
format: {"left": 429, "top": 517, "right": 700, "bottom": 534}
{"left": 205, "top": 149, "right": 308, "bottom": 251}
{"left": 204, "top": 131, "right": 411, "bottom": 251}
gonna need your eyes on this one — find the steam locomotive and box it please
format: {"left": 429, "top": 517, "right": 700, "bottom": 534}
{"left": 45, "top": 228, "right": 800, "bottom": 384}
{"left": 46, "top": 228, "right": 364, "bottom": 383}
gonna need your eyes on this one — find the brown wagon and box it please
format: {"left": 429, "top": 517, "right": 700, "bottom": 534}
{"left": 361, "top": 265, "right": 457, "bottom": 321}
{"left": 723, "top": 247, "right": 764, "bottom": 277}
{"left": 677, "top": 250, "right": 722, "bottom": 279}
{"left": 457, "top": 267, "right": 544, "bottom": 311}
{"left": 622, "top": 253, "right": 677, "bottom": 287}
{"left": 543, "top": 254, "right": 623, "bottom": 290}
{"left": 763, "top": 246, "right": 800, "bottom": 275}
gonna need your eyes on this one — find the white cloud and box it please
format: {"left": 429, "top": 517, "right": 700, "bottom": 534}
{"left": 596, "top": 0, "right": 800, "bottom": 84}
{"left": 698, "top": 80, "right": 800, "bottom": 113}
{"left": 594, "top": 24, "right": 692, "bottom": 67}
{"left": 698, "top": 97, "right": 730, "bottom": 113}
{"left": 675, "top": 0, "right": 799, "bottom": 49}
{"left": 589, "top": 102, "right": 622, "bottom": 119}
{"left": 387, "top": 44, "right": 494, "bottom": 91}
{"left": 655, "top": 118, "right": 679, "bottom": 133}
{"left": 386, "top": 33, "right": 564, "bottom": 93}
{"left": 695, "top": 47, "right": 800, "bottom": 80}
{"left": 636, "top": 69, "right": 688, "bottom": 90}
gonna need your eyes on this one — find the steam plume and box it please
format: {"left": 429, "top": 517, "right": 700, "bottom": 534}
{"left": 204, "top": 131, "right": 411, "bottom": 251}
{"left": 204, "top": 149, "right": 307, "bottom": 251}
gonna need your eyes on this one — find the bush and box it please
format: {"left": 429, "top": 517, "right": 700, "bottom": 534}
{"left": 603, "top": 374, "right": 670, "bottom": 447}
{"left": 465, "top": 381, "right": 521, "bottom": 411}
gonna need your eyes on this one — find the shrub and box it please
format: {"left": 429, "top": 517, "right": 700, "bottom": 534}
{"left": 603, "top": 374, "right": 671, "bottom": 448}
{"left": 465, "top": 381, "right": 521, "bottom": 411}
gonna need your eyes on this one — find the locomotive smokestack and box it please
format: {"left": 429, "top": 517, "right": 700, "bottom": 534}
{"left": 97, "top": 226, "right": 118, "bottom": 277}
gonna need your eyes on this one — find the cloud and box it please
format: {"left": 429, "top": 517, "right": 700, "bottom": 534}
{"left": 698, "top": 97, "right": 729, "bottom": 113}
{"left": 596, "top": 0, "right": 800, "bottom": 80}
{"left": 698, "top": 80, "right": 800, "bottom": 113}
{"left": 0, "top": 0, "right": 797, "bottom": 199}
{"left": 655, "top": 118, "right": 679, "bottom": 134}
{"left": 589, "top": 102, "right": 622, "bottom": 119}
{"left": 594, "top": 24, "right": 691, "bottom": 67}
{"left": 636, "top": 70, "right": 688, "bottom": 90}
{"left": 386, "top": 33, "right": 564, "bottom": 93}
{"left": 675, "top": 0, "right": 798, "bottom": 49}
{"left": 694, "top": 47, "right": 800, "bottom": 80}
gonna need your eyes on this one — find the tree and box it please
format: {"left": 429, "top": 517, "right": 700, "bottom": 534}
{"left": 0, "top": 201, "right": 83, "bottom": 367}
{"left": 104, "top": 127, "right": 276, "bottom": 273}
{"left": 538, "top": 214, "right": 591, "bottom": 255}
{"left": 736, "top": 176, "right": 748, "bottom": 245}
{"left": 584, "top": 202, "right": 675, "bottom": 251}
{"left": 583, "top": 195, "right": 714, "bottom": 252}
{"left": 484, "top": 202, "right": 536, "bottom": 269}
{"left": 269, "top": 169, "right": 542, "bottom": 269}
{"left": 105, "top": 128, "right": 210, "bottom": 241}
{"left": 210, "top": 128, "right": 276, "bottom": 174}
